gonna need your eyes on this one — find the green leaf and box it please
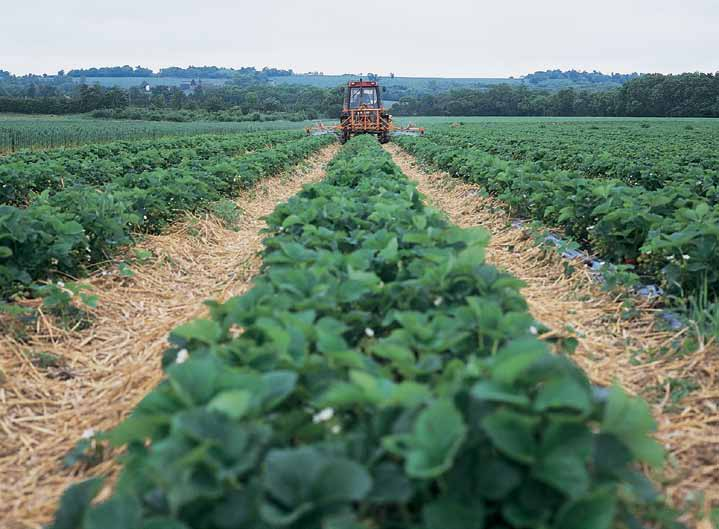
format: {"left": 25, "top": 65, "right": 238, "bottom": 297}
{"left": 0, "top": 246, "right": 12, "bottom": 258}
{"left": 261, "top": 447, "right": 371, "bottom": 525}
{"left": 141, "top": 518, "right": 191, "bottom": 529}
{"left": 312, "top": 458, "right": 372, "bottom": 503}
{"left": 423, "top": 496, "right": 485, "bottom": 529}
{"left": 481, "top": 409, "right": 537, "bottom": 464}
{"left": 534, "top": 376, "right": 592, "bottom": 414}
{"left": 471, "top": 380, "right": 531, "bottom": 407}
{"left": 167, "top": 355, "right": 220, "bottom": 406}
{"left": 260, "top": 371, "right": 298, "bottom": 409}
{"left": 208, "top": 390, "right": 253, "bottom": 419}
{"left": 474, "top": 457, "right": 522, "bottom": 500}
{"left": 385, "top": 399, "right": 467, "bottom": 478}
{"left": 533, "top": 452, "right": 589, "bottom": 498}
{"left": 555, "top": 488, "right": 617, "bottom": 529}
{"left": 601, "top": 385, "right": 664, "bottom": 466}
{"left": 84, "top": 493, "right": 142, "bottom": 529}
{"left": 171, "top": 319, "right": 222, "bottom": 345}
{"left": 315, "top": 317, "right": 350, "bottom": 354}
{"left": 412, "top": 214, "right": 427, "bottom": 230}
{"left": 105, "top": 414, "right": 169, "bottom": 446}
{"left": 366, "top": 462, "right": 413, "bottom": 504}
{"left": 50, "top": 477, "right": 104, "bottom": 529}
{"left": 491, "top": 338, "right": 548, "bottom": 384}
{"left": 371, "top": 341, "right": 415, "bottom": 364}
{"left": 118, "top": 262, "right": 135, "bottom": 277}
{"left": 378, "top": 237, "right": 398, "bottom": 261}
{"left": 389, "top": 381, "right": 431, "bottom": 407}
{"left": 79, "top": 292, "right": 99, "bottom": 308}
{"left": 281, "top": 214, "right": 304, "bottom": 228}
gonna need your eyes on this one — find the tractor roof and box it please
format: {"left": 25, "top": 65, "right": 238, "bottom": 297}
{"left": 348, "top": 80, "right": 379, "bottom": 88}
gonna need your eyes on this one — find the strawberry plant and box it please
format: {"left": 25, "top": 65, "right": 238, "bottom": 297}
{"left": 0, "top": 134, "right": 334, "bottom": 299}
{"left": 397, "top": 132, "right": 719, "bottom": 299}
{"left": 0, "top": 130, "right": 302, "bottom": 206}
{"left": 51, "top": 136, "right": 678, "bottom": 529}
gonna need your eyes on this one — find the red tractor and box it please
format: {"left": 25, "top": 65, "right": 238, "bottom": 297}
{"left": 307, "top": 79, "right": 423, "bottom": 143}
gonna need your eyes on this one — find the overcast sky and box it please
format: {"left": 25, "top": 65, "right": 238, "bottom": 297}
{"left": 2, "top": 0, "right": 717, "bottom": 77}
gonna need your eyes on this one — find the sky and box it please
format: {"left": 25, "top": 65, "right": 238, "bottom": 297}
{"left": 2, "top": 0, "right": 717, "bottom": 77}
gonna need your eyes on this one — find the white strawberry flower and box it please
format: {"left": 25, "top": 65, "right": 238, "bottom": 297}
{"left": 312, "top": 408, "right": 334, "bottom": 423}
{"left": 364, "top": 327, "right": 375, "bottom": 337}
{"left": 175, "top": 349, "right": 189, "bottom": 364}
{"left": 81, "top": 428, "right": 96, "bottom": 439}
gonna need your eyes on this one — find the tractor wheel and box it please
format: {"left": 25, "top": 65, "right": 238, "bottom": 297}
{"left": 340, "top": 131, "right": 350, "bottom": 144}
{"left": 378, "top": 132, "right": 390, "bottom": 144}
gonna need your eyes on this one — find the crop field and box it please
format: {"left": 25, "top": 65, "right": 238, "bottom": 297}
{"left": 1, "top": 120, "right": 717, "bottom": 529}
{"left": 0, "top": 114, "right": 313, "bottom": 153}
{"left": 398, "top": 118, "right": 719, "bottom": 301}
{"left": 0, "top": 129, "right": 335, "bottom": 299}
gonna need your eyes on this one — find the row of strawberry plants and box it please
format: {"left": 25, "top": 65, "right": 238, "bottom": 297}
{"left": 0, "top": 130, "right": 302, "bottom": 206}
{"left": 397, "top": 134, "right": 719, "bottom": 298}
{"left": 0, "top": 135, "right": 333, "bottom": 299}
{"left": 51, "top": 136, "right": 676, "bottom": 529}
{"left": 427, "top": 121, "right": 719, "bottom": 191}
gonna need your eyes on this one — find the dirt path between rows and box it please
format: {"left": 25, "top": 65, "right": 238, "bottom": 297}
{"left": 0, "top": 144, "right": 339, "bottom": 529}
{"left": 386, "top": 143, "right": 719, "bottom": 523}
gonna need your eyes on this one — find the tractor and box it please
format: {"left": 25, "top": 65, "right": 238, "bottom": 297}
{"left": 307, "top": 79, "right": 423, "bottom": 143}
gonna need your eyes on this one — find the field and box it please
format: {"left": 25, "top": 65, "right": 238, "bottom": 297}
{"left": 1, "top": 119, "right": 717, "bottom": 529}
{"left": 0, "top": 114, "right": 314, "bottom": 153}
{"left": 397, "top": 118, "right": 719, "bottom": 304}
{"left": 70, "top": 77, "right": 231, "bottom": 89}
{"left": 271, "top": 74, "right": 628, "bottom": 91}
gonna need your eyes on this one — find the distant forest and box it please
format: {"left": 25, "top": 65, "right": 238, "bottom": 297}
{"left": 523, "top": 69, "right": 640, "bottom": 85}
{"left": 0, "top": 66, "right": 718, "bottom": 118}
{"left": 62, "top": 65, "right": 294, "bottom": 79}
{"left": 391, "top": 73, "right": 719, "bottom": 117}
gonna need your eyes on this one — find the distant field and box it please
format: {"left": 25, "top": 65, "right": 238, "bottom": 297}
{"left": 393, "top": 115, "right": 719, "bottom": 126}
{"left": 64, "top": 74, "right": 626, "bottom": 92}
{"left": 270, "top": 74, "right": 626, "bottom": 92}
{"left": 71, "top": 77, "right": 230, "bottom": 88}
{"left": 7, "top": 114, "right": 709, "bottom": 154}
{"left": 269, "top": 74, "right": 520, "bottom": 91}
{"left": 0, "top": 114, "right": 312, "bottom": 152}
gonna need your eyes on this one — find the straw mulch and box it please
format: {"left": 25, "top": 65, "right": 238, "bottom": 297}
{"left": 0, "top": 144, "right": 339, "bottom": 529}
{"left": 387, "top": 144, "right": 719, "bottom": 524}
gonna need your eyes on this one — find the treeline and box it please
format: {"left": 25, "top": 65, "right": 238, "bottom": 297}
{"left": 0, "top": 66, "right": 295, "bottom": 99}
{"left": 392, "top": 73, "right": 719, "bottom": 117}
{"left": 64, "top": 65, "right": 294, "bottom": 78}
{"left": 65, "top": 65, "right": 154, "bottom": 78}
{"left": 0, "top": 85, "right": 128, "bottom": 114}
{"left": 115, "top": 84, "right": 342, "bottom": 118}
{"left": 0, "top": 83, "right": 343, "bottom": 118}
{"left": 524, "top": 69, "right": 640, "bottom": 85}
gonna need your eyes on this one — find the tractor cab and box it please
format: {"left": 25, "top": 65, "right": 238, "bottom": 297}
{"left": 346, "top": 81, "right": 382, "bottom": 110}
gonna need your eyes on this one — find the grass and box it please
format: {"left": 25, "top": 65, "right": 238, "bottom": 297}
{"left": 0, "top": 114, "right": 313, "bottom": 153}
